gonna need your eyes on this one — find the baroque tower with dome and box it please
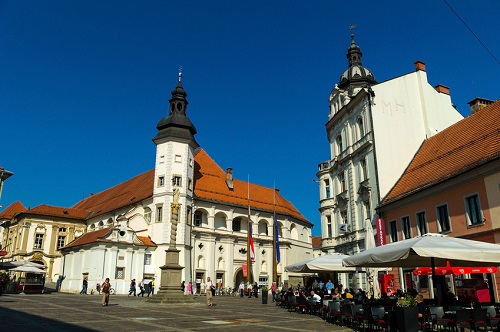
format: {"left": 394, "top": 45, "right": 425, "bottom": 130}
{"left": 316, "top": 33, "right": 463, "bottom": 288}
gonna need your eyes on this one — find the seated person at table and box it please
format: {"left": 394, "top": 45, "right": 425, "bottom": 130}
{"left": 416, "top": 294, "right": 428, "bottom": 319}
{"left": 310, "top": 290, "right": 322, "bottom": 303}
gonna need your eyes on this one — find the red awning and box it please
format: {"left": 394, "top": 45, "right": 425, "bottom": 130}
{"left": 413, "top": 262, "right": 498, "bottom": 276}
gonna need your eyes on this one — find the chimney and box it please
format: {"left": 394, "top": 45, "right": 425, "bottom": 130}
{"left": 467, "top": 97, "right": 495, "bottom": 114}
{"left": 414, "top": 60, "right": 426, "bottom": 72}
{"left": 434, "top": 84, "right": 450, "bottom": 95}
{"left": 225, "top": 168, "right": 234, "bottom": 190}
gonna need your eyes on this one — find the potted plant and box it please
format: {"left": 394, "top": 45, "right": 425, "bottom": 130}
{"left": 394, "top": 295, "right": 419, "bottom": 332}
{"left": 261, "top": 285, "right": 269, "bottom": 304}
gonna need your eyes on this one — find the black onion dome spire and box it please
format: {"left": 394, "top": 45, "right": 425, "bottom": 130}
{"left": 338, "top": 33, "right": 377, "bottom": 90}
{"left": 153, "top": 71, "right": 199, "bottom": 147}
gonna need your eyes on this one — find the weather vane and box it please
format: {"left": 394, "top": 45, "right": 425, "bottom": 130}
{"left": 178, "top": 65, "right": 183, "bottom": 82}
{"left": 349, "top": 24, "right": 357, "bottom": 31}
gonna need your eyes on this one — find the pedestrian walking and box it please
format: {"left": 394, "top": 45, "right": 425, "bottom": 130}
{"left": 147, "top": 278, "right": 155, "bottom": 297}
{"left": 200, "top": 280, "right": 205, "bottom": 295}
{"left": 193, "top": 281, "right": 197, "bottom": 296}
{"left": 80, "top": 277, "right": 88, "bottom": 295}
{"left": 239, "top": 281, "right": 245, "bottom": 297}
{"left": 128, "top": 278, "right": 136, "bottom": 297}
{"left": 187, "top": 281, "right": 193, "bottom": 295}
{"left": 205, "top": 277, "right": 214, "bottom": 306}
{"left": 138, "top": 279, "right": 145, "bottom": 297}
{"left": 101, "top": 278, "right": 111, "bottom": 306}
{"left": 271, "top": 282, "right": 276, "bottom": 302}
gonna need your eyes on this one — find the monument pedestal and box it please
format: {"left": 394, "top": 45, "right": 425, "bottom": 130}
{"left": 146, "top": 248, "right": 197, "bottom": 305}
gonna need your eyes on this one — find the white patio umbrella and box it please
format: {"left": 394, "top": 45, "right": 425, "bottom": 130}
{"left": 343, "top": 233, "right": 500, "bottom": 268}
{"left": 364, "top": 219, "right": 381, "bottom": 299}
{"left": 10, "top": 265, "right": 47, "bottom": 273}
{"left": 343, "top": 233, "right": 500, "bottom": 302}
{"left": 285, "top": 253, "right": 359, "bottom": 273}
{"left": 10, "top": 265, "right": 47, "bottom": 294}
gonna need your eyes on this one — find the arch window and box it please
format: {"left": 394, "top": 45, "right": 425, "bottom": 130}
{"left": 194, "top": 211, "right": 202, "bottom": 226}
{"left": 232, "top": 218, "right": 241, "bottom": 232}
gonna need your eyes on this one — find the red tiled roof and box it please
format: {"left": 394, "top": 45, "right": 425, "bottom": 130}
{"left": 24, "top": 204, "right": 91, "bottom": 220}
{"left": 383, "top": 100, "right": 500, "bottom": 204}
{"left": 70, "top": 149, "right": 308, "bottom": 223}
{"left": 193, "top": 149, "right": 309, "bottom": 223}
{"left": 0, "top": 201, "right": 26, "bottom": 219}
{"left": 62, "top": 227, "right": 113, "bottom": 249}
{"left": 311, "top": 236, "right": 322, "bottom": 249}
{"left": 71, "top": 169, "right": 155, "bottom": 217}
{"left": 61, "top": 227, "right": 157, "bottom": 249}
{"left": 137, "top": 236, "right": 156, "bottom": 247}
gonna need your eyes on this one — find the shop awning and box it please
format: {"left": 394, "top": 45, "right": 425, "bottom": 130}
{"left": 413, "top": 263, "right": 498, "bottom": 276}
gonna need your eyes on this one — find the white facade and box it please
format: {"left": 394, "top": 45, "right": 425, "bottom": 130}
{"left": 318, "top": 57, "right": 463, "bottom": 267}
{"left": 52, "top": 76, "right": 313, "bottom": 294}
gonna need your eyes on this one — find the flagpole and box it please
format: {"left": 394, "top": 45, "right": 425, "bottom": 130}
{"left": 246, "top": 175, "right": 251, "bottom": 284}
{"left": 273, "top": 183, "right": 277, "bottom": 286}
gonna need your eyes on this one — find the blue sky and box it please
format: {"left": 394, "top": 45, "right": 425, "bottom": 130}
{"left": 1, "top": 1, "right": 499, "bottom": 236}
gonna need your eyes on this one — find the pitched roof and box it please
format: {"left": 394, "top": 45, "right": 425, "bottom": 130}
{"left": 0, "top": 201, "right": 26, "bottom": 219}
{"left": 23, "top": 204, "right": 91, "bottom": 220}
{"left": 61, "top": 227, "right": 157, "bottom": 250}
{"left": 62, "top": 227, "right": 113, "bottom": 249}
{"left": 193, "top": 149, "right": 309, "bottom": 223}
{"left": 71, "top": 169, "right": 155, "bottom": 217}
{"left": 382, "top": 99, "right": 500, "bottom": 204}
{"left": 70, "top": 148, "right": 308, "bottom": 223}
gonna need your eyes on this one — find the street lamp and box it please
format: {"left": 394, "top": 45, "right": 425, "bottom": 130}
{"left": 0, "top": 167, "right": 14, "bottom": 202}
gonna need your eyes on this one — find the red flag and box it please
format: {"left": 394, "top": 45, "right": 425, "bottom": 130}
{"left": 249, "top": 221, "right": 255, "bottom": 261}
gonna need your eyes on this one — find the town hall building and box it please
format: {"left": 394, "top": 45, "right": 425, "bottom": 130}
{"left": 0, "top": 73, "right": 313, "bottom": 294}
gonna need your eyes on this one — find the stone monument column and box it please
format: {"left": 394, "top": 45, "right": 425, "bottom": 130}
{"left": 147, "top": 189, "right": 195, "bottom": 304}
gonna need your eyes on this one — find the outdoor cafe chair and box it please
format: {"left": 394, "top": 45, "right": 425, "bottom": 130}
{"left": 307, "top": 298, "right": 322, "bottom": 316}
{"left": 295, "top": 296, "right": 308, "bottom": 314}
{"left": 328, "top": 301, "right": 342, "bottom": 324}
{"left": 471, "top": 308, "right": 488, "bottom": 331}
{"left": 454, "top": 309, "right": 472, "bottom": 332}
{"left": 481, "top": 305, "right": 500, "bottom": 329}
{"left": 429, "top": 306, "right": 454, "bottom": 331}
{"left": 367, "top": 306, "right": 386, "bottom": 331}
{"left": 322, "top": 299, "right": 332, "bottom": 319}
{"left": 340, "top": 303, "right": 359, "bottom": 327}
{"left": 287, "top": 295, "right": 297, "bottom": 312}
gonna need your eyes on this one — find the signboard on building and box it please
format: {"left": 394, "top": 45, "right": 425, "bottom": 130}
{"left": 376, "top": 218, "right": 386, "bottom": 246}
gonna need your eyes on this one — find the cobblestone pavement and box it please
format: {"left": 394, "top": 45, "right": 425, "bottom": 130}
{"left": 0, "top": 292, "right": 355, "bottom": 332}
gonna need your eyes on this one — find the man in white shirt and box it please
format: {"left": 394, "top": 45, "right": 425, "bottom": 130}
{"left": 205, "top": 277, "right": 214, "bottom": 306}
{"left": 310, "top": 290, "right": 321, "bottom": 303}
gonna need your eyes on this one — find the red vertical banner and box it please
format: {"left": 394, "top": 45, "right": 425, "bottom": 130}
{"left": 376, "top": 218, "right": 386, "bottom": 246}
{"left": 242, "top": 264, "right": 247, "bottom": 277}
